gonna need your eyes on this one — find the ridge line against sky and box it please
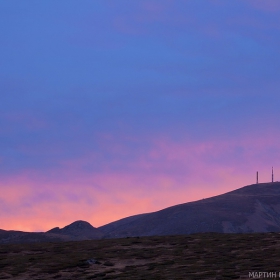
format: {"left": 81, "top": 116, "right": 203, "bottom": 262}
{"left": 1, "top": 0, "right": 280, "bottom": 231}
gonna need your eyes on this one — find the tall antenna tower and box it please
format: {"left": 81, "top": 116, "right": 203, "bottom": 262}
{"left": 256, "top": 171, "right": 258, "bottom": 184}
{"left": 272, "top": 167, "right": 274, "bottom": 183}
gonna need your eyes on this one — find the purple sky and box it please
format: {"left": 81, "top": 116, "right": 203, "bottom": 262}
{"left": 1, "top": 0, "right": 280, "bottom": 231}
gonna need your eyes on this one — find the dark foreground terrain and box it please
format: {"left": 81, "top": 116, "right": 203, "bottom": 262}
{"left": 1, "top": 233, "right": 280, "bottom": 280}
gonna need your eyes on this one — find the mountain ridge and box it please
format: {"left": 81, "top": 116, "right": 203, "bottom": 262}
{"left": 47, "top": 220, "right": 103, "bottom": 239}
{"left": 1, "top": 182, "right": 280, "bottom": 243}
{"left": 98, "top": 182, "right": 280, "bottom": 237}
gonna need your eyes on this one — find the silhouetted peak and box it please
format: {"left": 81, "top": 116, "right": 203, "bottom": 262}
{"left": 46, "top": 227, "right": 60, "bottom": 233}
{"left": 62, "top": 220, "right": 95, "bottom": 231}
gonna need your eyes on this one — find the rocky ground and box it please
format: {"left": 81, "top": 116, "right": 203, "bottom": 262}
{"left": 1, "top": 232, "right": 280, "bottom": 279}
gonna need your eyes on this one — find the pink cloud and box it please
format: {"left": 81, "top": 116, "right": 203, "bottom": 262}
{"left": 1, "top": 130, "right": 280, "bottom": 232}
{"left": 0, "top": 173, "right": 227, "bottom": 232}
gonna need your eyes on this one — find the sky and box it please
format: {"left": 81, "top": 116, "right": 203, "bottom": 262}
{"left": 1, "top": 0, "right": 280, "bottom": 232}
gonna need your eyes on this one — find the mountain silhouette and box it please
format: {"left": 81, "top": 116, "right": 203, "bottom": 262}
{"left": 2, "top": 182, "right": 280, "bottom": 243}
{"left": 47, "top": 220, "right": 103, "bottom": 240}
{"left": 0, "top": 221, "right": 102, "bottom": 244}
{"left": 98, "top": 182, "right": 280, "bottom": 238}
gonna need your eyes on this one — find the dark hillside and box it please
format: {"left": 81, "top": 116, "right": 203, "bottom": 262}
{"left": 99, "top": 182, "right": 280, "bottom": 238}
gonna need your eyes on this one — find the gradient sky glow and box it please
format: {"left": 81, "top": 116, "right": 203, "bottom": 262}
{"left": 1, "top": 0, "right": 280, "bottom": 231}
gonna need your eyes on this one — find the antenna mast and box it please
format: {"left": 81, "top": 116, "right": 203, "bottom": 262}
{"left": 272, "top": 167, "right": 274, "bottom": 183}
{"left": 256, "top": 171, "right": 258, "bottom": 184}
